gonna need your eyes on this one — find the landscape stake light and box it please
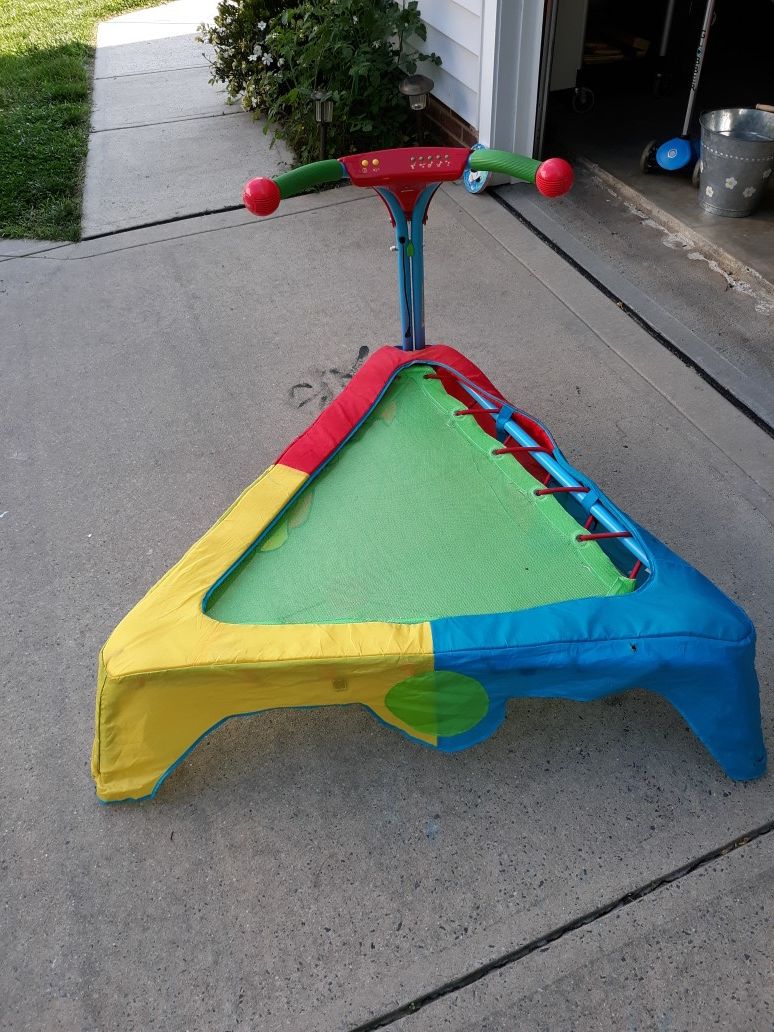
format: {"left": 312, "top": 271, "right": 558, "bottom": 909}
{"left": 311, "top": 89, "right": 334, "bottom": 160}
{"left": 399, "top": 74, "right": 434, "bottom": 143}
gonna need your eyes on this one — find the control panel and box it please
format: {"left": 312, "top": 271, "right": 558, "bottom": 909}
{"left": 340, "top": 147, "right": 471, "bottom": 188}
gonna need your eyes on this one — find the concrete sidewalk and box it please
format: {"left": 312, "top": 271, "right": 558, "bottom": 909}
{"left": 2, "top": 185, "right": 773, "bottom": 1031}
{"left": 82, "top": 0, "right": 289, "bottom": 236}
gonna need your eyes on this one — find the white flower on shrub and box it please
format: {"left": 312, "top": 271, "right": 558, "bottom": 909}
{"left": 257, "top": 20, "right": 266, "bottom": 29}
{"left": 705, "top": 185, "right": 714, "bottom": 197}
{"left": 353, "top": 15, "right": 358, "bottom": 23}
{"left": 277, "top": 57, "right": 285, "bottom": 67}
{"left": 262, "top": 53, "right": 273, "bottom": 65}
{"left": 724, "top": 176, "right": 737, "bottom": 189}
{"left": 743, "top": 186, "right": 756, "bottom": 197}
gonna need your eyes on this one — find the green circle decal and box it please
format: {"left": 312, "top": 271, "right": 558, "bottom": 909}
{"left": 384, "top": 671, "right": 489, "bottom": 738}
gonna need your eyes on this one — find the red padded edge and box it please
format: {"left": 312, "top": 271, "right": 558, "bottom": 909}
{"left": 276, "top": 344, "right": 553, "bottom": 476}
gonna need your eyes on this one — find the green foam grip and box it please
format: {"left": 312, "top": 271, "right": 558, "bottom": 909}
{"left": 275, "top": 160, "right": 345, "bottom": 199}
{"left": 468, "top": 149, "right": 541, "bottom": 184}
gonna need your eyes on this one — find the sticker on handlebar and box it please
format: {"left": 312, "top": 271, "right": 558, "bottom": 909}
{"left": 340, "top": 147, "right": 471, "bottom": 187}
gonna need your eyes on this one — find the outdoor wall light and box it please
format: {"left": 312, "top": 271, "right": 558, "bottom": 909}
{"left": 311, "top": 89, "right": 334, "bottom": 159}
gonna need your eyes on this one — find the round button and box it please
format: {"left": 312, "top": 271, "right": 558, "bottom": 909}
{"left": 360, "top": 159, "right": 369, "bottom": 168}
{"left": 372, "top": 158, "right": 380, "bottom": 167}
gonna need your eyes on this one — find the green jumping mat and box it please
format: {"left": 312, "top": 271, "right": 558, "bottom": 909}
{"left": 206, "top": 366, "right": 633, "bottom": 625}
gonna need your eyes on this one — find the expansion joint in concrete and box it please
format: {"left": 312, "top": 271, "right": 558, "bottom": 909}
{"left": 351, "top": 817, "right": 774, "bottom": 1031}
{"left": 80, "top": 203, "right": 246, "bottom": 239}
{"left": 93, "top": 64, "right": 205, "bottom": 80}
{"left": 90, "top": 109, "right": 242, "bottom": 134}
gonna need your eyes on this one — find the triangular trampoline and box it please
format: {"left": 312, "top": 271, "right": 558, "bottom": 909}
{"left": 92, "top": 147, "right": 766, "bottom": 801}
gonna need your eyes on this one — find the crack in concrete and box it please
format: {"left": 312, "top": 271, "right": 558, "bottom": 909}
{"left": 350, "top": 818, "right": 774, "bottom": 1031}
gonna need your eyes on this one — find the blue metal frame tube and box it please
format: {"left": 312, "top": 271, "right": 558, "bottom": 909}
{"left": 409, "top": 186, "right": 439, "bottom": 351}
{"left": 377, "top": 189, "right": 413, "bottom": 350}
{"left": 459, "top": 381, "right": 649, "bottom": 568}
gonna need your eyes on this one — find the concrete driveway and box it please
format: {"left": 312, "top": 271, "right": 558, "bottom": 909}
{"left": 2, "top": 185, "right": 773, "bottom": 1030}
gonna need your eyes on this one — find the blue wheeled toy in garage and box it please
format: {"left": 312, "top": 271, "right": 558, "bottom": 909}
{"left": 640, "top": 0, "right": 716, "bottom": 185}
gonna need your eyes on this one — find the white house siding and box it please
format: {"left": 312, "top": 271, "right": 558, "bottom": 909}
{"left": 416, "top": 0, "right": 545, "bottom": 154}
{"left": 478, "top": 0, "right": 546, "bottom": 154}
{"left": 415, "top": 0, "right": 483, "bottom": 129}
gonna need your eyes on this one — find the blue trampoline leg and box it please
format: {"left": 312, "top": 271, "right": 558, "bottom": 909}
{"left": 653, "top": 651, "right": 766, "bottom": 781}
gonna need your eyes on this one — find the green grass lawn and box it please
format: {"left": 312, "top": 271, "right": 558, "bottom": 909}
{"left": 0, "top": 0, "right": 160, "bottom": 240}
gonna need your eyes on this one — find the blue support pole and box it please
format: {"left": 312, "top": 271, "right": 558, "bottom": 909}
{"left": 409, "top": 186, "right": 438, "bottom": 351}
{"left": 376, "top": 189, "right": 413, "bottom": 350}
{"left": 377, "top": 185, "right": 440, "bottom": 350}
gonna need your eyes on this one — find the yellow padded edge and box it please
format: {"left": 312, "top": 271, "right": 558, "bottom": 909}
{"left": 92, "top": 464, "right": 434, "bottom": 801}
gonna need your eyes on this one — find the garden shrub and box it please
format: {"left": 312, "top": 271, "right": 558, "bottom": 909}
{"left": 199, "top": 0, "right": 441, "bottom": 163}
{"left": 197, "top": 0, "right": 286, "bottom": 105}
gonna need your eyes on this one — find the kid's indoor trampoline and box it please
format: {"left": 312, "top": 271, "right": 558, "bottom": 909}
{"left": 92, "top": 146, "right": 765, "bottom": 801}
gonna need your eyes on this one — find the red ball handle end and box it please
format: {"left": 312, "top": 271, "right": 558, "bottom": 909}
{"left": 535, "top": 158, "right": 574, "bottom": 198}
{"left": 243, "top": 177, "right": 281, "bottom": 216}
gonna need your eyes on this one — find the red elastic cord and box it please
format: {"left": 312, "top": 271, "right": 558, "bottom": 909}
{"left": 584, "top": 515, "right": 595, "bottom": 530}
{"left": 455, "top": 406, "right": 498, "bottom": 417}
{"left": 576, "top": 530, "right": 632, "bottom": 541}
{"left": 492, "top": 444, "right": 551, "bottom": 456}
{"left": 629, "top": 560, "right": 642, "bottom": 579}
{"left": 534, "top": 486, "right": 590, "bottom": 496}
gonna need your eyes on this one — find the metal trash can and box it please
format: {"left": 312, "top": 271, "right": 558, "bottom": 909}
{"left": 699, "top": 108, "right": 774, "bottom": 217}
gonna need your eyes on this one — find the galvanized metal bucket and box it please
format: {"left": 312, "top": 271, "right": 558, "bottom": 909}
{"left": 698, "top": 108, "right": 774, "bottom": 217}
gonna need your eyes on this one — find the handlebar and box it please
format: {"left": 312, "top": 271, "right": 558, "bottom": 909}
{"left": 468, "top": 149, "right": 574, "bottom": 197}
{"left": 468, "top": 148, "right": 540, "bottom": 182}
{"left": 272, "top": 159, "right": 345, "bottom": 200}
{"left": 243, "top": 146, "right": 573, "bottom": 216}
{"left": 243, "top": 159, "right": 345, "bottom": 216}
